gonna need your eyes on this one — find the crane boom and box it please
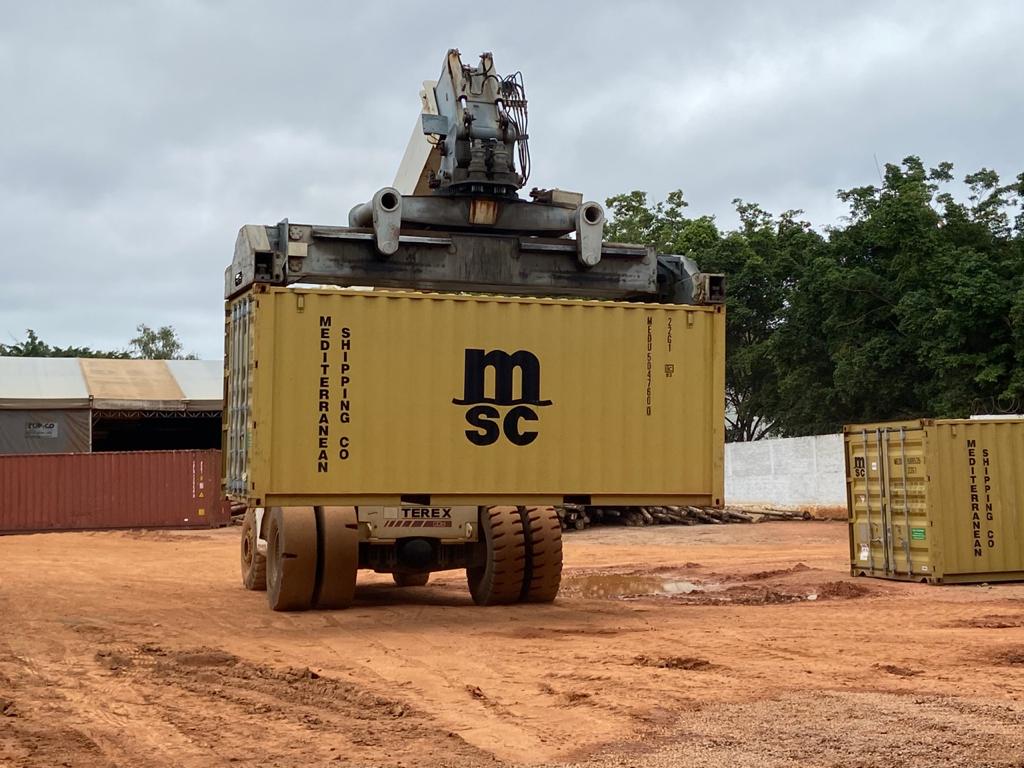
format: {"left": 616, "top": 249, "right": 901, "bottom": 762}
{"left": 225, "top": 49, "right": 724, "bottom": 306}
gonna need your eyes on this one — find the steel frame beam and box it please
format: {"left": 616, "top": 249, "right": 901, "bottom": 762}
{"left": 226, "top": 222, "right": 658, "bottom": 301}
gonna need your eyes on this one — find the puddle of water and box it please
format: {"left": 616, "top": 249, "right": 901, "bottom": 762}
{"left": 571, "top": 574, "right": 714, "bottom": 599}
{"left": 661, "top": 580, "right": 703, "bottom": 594}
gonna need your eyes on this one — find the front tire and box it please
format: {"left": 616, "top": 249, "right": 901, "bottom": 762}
{"left": 266, "top": 507, "right": 318, "bottom": 611}
{"left": 240, "top": 508, "right": 267, "bottom": 591}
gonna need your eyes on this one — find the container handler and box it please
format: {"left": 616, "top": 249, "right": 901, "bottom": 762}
{"left": 224, "top": 50, "right": 726, "bottom": 611}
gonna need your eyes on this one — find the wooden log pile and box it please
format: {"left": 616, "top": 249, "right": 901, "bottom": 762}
{"left": 228, "top": 500, "right": 248, "bottom": 525}
{"left": 557, "top": 505, "right": 810, "bottom": 531}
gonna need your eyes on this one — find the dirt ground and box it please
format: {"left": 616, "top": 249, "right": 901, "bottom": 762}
{"left": 1, "top": 521, "right": 1023, "bottom": 768}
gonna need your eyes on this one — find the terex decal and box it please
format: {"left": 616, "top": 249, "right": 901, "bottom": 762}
{"left": 402, "top": 507, "right": 453, "bottom": 519}
{"left": 452, "top": 348, "right": 552, "bottom": 446}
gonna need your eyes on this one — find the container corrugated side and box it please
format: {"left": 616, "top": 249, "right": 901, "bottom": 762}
{"left": 223, "top": 294, "right": 254, "bottom": 497}
{"left": 225, "top": 287, "right": 726, "bottom": 507}
{"left": 846, "top": 421, "right": 931, "bottom": 579}
{"left": 928, "top": 419, "right": 1024, "bottom": 581}
{"left": 0, "top": 450, "right": 231, "bottom": 534}
{"left": 845, "top": 419, "right": 1024, "bottom": 583}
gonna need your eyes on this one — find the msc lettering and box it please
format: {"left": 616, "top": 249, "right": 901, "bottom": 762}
{"left": 453, "top": 348, "right": 552, "bottom": 446}
{"left": 464, "top": 404, "right": 539, "bottom": 446}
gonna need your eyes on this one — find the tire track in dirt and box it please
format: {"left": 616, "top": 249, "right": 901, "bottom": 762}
{"left": 319, "top": 605, "right": 614, "bottom": 764}
{"left": 0, "top": 636, "right": 494, "bottom": 768}
{"left": 4, "top": 525, "right": 1024, "bottom": 767}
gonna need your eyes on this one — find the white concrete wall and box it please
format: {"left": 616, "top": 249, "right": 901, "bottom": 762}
{"left": 725, "top": 434, "right": 846, "bottom": 507}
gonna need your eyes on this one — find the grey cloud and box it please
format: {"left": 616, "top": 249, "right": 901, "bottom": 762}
{"left": 1, "top": 1, "right": 1021, "bottom": 358}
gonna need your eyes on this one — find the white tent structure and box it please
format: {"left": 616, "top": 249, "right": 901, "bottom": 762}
{"left": 0, "top": 358, "right": 222, "bottom": 454}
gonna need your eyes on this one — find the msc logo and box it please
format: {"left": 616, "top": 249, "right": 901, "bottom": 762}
{"left": 452, "top": 349, "right": 552, "bottom": 446}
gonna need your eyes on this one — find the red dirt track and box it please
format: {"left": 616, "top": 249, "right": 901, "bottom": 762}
{"left": 1, "top": 522, "right": 1022, "bottom": 767}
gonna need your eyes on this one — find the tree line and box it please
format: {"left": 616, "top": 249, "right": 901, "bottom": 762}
{"left": 605, "top": 156, "right": 1024, "bottom": 440}
{"left": 1, "top": 324, "right": 196, "bottom": 360}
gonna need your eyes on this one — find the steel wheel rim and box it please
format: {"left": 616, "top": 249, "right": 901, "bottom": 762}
{"left": 242, "top": 528, "right": 255, "bottom": 567}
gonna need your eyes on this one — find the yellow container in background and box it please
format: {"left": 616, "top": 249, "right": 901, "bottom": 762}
{"left": 224, "top": 287, "right": 725, "bottom": 508}
{"left": 845, "top": 418, "right": 1024, "bottom": 583}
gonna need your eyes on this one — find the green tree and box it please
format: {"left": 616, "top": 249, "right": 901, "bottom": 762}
{"left": 772, "top": 157, "right": 1024, "bottom": 433}
{"left": 128, "top": 324, "right": 198, "bottom": 360}
{"left": 605, "top": 157, "right": 1023, "bottom": 440}
{"left": 606, "top": 191, "right": 825, "bottom": 441}
{"left": 0, "top": 329, "right": 129, "bottom": 358}
{"left": 711, "top": 202, "right": 824, "bottom": 440}
{"left": 2, "top": 325, "right": 198, "bottom": 360}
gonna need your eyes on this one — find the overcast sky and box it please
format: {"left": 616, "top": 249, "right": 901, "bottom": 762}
{"left": 2, "top": 1, "right": 1021, "bottom": 359}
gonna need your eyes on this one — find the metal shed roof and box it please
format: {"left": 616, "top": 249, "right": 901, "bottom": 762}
{"left": 165, "top": 360, "right": 224, "bottom": 410}
{"left": 0, "top": 357, "right": 223, "bottom": 411}
{"left": 0, "top": 357, "right": 91, "bottom": 409}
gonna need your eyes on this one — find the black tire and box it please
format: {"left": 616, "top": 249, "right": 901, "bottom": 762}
{"left": 240, "top": 508, "right": 267, "bottom": 591}
{"left": 266, "top": 506, "right": 318, "bottom": 611}
{"left": 523, "top": 506, "right": 562, "bottom": 603}
{"left": 467, "top": 506, "right": 527, "bottom": 606}
{"left": 314, "top": 506, "right": 359, "bottom": 609}
{"left": 393, "top": 571, "right": 430, "bottom": 587}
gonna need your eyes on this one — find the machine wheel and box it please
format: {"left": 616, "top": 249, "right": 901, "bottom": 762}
{"left": 266, "top": 506, "right": 318, "bottom": 611}
{"left": 467, "top": 506, "right": 527, "bottom": 606}
{"left": 240, "top": 508, "right": 266, "bottom": 591}
{"left": 314, "top": 506, "right": 359, "bottom": 609}
{"left": 393, "top": 571, "right": 430, "bottom": 587}
{"left": 522, "top": 506, "right": 563, "bottom": 603}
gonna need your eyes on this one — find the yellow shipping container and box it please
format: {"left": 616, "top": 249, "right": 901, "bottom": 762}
{"left": 224, "top": 286, "right": 725, "bottom": 508}
{"left": 845, "top": 419, "right": 1024, "bottom": 584}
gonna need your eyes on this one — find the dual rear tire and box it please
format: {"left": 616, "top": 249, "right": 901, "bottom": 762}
{"left": 242, "top": 504, "right": 562, "bottom": 609}
{"left": 467, "top": 506, "right": 562, "bottom": 606}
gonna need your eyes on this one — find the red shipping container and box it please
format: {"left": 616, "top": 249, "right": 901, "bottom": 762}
{"left": 0, "top": 450, "right": 231, "bottom": 533}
